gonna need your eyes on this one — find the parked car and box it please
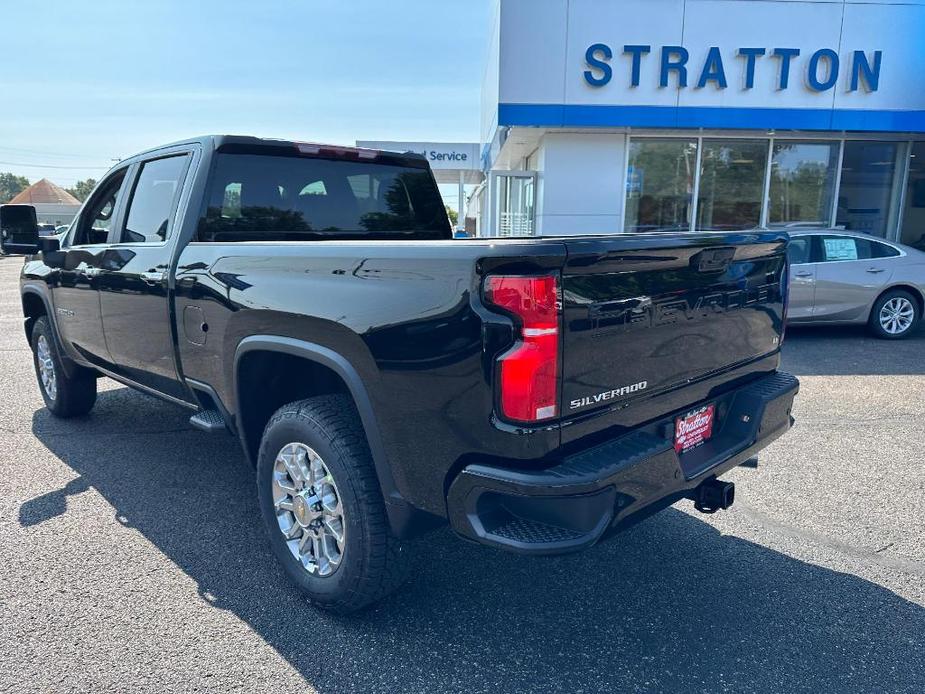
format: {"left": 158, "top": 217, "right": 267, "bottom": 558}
{"left": 37, "top": 223, "right": 58, "bottom": 237}
{"left": 5, "top": 135, "right": 798, "bottom": 613}
{"left": 787, "top": 229, "right": 924, "bottom": 339}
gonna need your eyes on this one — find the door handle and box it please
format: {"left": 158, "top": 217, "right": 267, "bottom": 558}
{"left": 140, "top": 270, "right": 167, "bottom": 284}
{"left": 866, "top": 267, "right": 885, "bottom": 274}
{"left": 793, "top": 271, "right": 813, "bottom": 278}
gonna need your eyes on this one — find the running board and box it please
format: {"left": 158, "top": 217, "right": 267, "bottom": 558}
{"left": 189, "top": 409, "right": 227, "bottom": 434}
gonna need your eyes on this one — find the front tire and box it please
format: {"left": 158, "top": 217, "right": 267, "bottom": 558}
{"left": 868, "top": 290, "right": 920, "bottom": 339}
{"left": 256, "top": 395, "right": 409, "bottom": 613}
{"left": 31, "top": 316, "right": 97, "bottom": 417}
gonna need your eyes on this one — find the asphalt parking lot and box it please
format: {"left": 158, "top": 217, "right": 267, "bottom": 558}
{"left": 0, "top": 254, "right": 922, "bottom": 694}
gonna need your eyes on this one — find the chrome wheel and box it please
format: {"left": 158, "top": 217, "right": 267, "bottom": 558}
{"left": 879, "top": 297, "right": 915, "bottom": 335}
{"left": 272, "top": 442, "right": 345, "bottom": 577}
{"left": 36, "top": 335, "right": 57, "bottom": 401}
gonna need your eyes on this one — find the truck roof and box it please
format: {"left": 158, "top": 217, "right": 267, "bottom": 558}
{"left": 115, "top": 134, "right": 429, "bottom": 170}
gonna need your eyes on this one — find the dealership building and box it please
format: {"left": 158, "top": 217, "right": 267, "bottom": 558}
{"left": 471, "top": 0, "right": 925, "bottom": 246}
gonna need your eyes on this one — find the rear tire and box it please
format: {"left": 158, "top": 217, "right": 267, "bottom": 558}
{"left": 256, "top": 395, "right": 409, "bottom": 613}
{"left": 31, "top": 316, "right": 97, "bottom": 417}
{"left": 868, "top": 290, "right": 920, "bottom": 340}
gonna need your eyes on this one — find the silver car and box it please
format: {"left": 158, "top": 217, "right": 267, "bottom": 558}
{"left": 787, "top": 229, "right": 924, "bottom": 339}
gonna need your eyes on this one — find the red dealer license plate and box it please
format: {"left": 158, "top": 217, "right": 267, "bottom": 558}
{"left": 674, "top": 404, "right": 716, "bottom": 454}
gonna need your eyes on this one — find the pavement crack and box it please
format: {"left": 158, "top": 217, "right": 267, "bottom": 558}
{"left": 737, "top": 503, "right": 925, "bottom": 578}
{"left": 799, "top": 414, "right": 917, "bottom": 425}
{"left": 31, "top": 427, "right": 198, "bottom": 439}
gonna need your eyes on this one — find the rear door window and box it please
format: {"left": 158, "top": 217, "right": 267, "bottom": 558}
{"left": 198, "top": 152, "right": 449, "bottom": 242}
{"left": 120, "top": 155, "right": 190, "bottom": 244}
{"left": 817, "top": 236, "right": 901, "bottom": 262}
{"left": 819, "top": 235, "right": 872, "bottom": 262}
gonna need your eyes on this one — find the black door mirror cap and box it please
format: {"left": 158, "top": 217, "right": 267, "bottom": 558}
{"left": 0, "top": 204, "right": 40, "bottom": 254}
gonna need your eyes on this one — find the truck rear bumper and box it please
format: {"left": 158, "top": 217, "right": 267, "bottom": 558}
{"left": 446, "top": 372, "right": 799, "bottom": 554}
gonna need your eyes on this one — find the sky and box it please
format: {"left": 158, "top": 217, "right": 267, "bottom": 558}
{"left": 1, "top": 0, "right": 492, "bottom": 200}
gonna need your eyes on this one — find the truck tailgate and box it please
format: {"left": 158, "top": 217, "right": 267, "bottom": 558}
{"left": 560, "top": 232, "right": 788, "bottom": 418}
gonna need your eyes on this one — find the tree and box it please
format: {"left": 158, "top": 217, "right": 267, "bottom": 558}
{"left": 445, "top": 205, "right": 459, "bottom": 227}
{"left": 0, "top": 172, "right": 30, "bottom": 204}
{"left": 66, "top": 178, "right": 97, "bottom": 202}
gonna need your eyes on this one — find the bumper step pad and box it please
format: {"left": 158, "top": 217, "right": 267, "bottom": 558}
{"left": 492, "top": 517, "right": 586, "bottom": 545}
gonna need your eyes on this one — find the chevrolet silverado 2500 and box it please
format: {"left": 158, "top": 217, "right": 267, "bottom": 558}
{"left": 4, "top": 135, "right": 799, "bottom": 612}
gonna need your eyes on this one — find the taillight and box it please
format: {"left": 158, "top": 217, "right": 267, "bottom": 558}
{"left": 484, "top": 274, "right": 560, "bottom": 423}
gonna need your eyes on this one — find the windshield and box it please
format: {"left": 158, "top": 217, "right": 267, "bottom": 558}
{"left": 198, "top": 152, "right": 450, "bottom": 242}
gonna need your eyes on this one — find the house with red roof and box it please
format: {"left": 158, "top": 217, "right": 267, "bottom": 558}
{"left": 9, "top": 179, "right": 81, "bottom": 226}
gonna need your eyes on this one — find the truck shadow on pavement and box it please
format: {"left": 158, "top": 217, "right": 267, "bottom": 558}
{"left": 26, "top": 387, "right": 925, "bottom": 693}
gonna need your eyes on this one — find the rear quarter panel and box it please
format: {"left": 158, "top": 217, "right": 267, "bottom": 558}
{"left": 891, "top": 256, "right": 925, "bottom": 308}
{"left": 173, "top": 240, "right": 566, "bottom": 514}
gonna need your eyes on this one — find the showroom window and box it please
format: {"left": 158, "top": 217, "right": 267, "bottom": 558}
{"left": 768, "top": 141, "right": 839, "bottom": 227}
{"left": 696, "top": 139, "right": 768, "bottom": 231}
{"left": 622, "top": 136, "right": 916, "bottom": 238}
{"left": 624, "top": 139, "right": 697, "bottom": 232}
{"left": 900, "top": 142, "right": 925, "bottom": 249}
{"left": 836, "top": 141, "right": 906, "bottom": 238}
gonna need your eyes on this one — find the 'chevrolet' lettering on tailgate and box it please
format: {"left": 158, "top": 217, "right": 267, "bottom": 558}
{"left": 587, "top": 282, "right": 779, "bottom": 335}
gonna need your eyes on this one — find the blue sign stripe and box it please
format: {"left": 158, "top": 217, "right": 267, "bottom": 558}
{"left": 498, "top": 103, "right": 925, "bottom": 133}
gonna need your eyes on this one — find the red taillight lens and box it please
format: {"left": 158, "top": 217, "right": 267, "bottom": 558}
{"left": 485, "top": 274, "right": 560, "bottom": 423}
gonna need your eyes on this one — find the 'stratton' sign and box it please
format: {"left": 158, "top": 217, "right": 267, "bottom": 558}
{"left": 584, "top": 44, "right": 882, "bottom": 93}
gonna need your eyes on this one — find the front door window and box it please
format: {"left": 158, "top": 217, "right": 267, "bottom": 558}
{"left": 72, "top": 171, "right": 127, "bottom": 246}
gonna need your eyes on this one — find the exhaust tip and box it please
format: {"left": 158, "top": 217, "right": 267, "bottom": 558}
{"left": 694, "top": 479, "right": 735, "bottom": 514}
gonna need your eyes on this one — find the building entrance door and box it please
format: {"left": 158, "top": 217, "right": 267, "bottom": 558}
{"left": 491, "top": 171, "right": 536, "bottom": 237}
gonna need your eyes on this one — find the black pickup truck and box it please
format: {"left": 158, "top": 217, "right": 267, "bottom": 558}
{"left": 4, "top": 135, "right": 798, "bottom": 612}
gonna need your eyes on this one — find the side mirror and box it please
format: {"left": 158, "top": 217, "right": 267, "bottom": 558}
{"left": 0, "top": 204, "right": 40, "bottom": 255}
